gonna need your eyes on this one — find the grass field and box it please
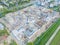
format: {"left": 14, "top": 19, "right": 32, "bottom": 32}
{"left": 50, "top": 29, "right": 60, "bottom": 45}
{"left": 34, "top": 18, "right": 60, "bottom": 45}
{"left": 27, "top": 18, "right": 60, "bottom": 45}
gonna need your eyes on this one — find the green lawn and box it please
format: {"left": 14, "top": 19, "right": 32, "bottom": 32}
{"left": 4, "top": 40, "right": 7, "bottom": 45}
{"left": 0, "top": 28, "right": 9, "bottom": 36}
{"left": 34, "top": 18, "right": 60, "bottom": 45}
{"left": 27, "top": 18, "right": 60, "bottom": 45}
{"left": 27, "top": 42, "right": 34, "bottom": 45}
{"left": 50, "top": 29, "right": 60, "bottom": 45}
{"left": 10, "top": 40, "right": 17, "bottom": 45}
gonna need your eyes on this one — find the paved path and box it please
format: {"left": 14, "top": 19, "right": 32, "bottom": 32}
{"left": 45, "top": 26, "right": 60, "bottom": 45}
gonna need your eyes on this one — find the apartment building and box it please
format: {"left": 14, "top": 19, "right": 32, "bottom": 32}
{"left": 0, "top": 3, "right": 59, "bottom": 45}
